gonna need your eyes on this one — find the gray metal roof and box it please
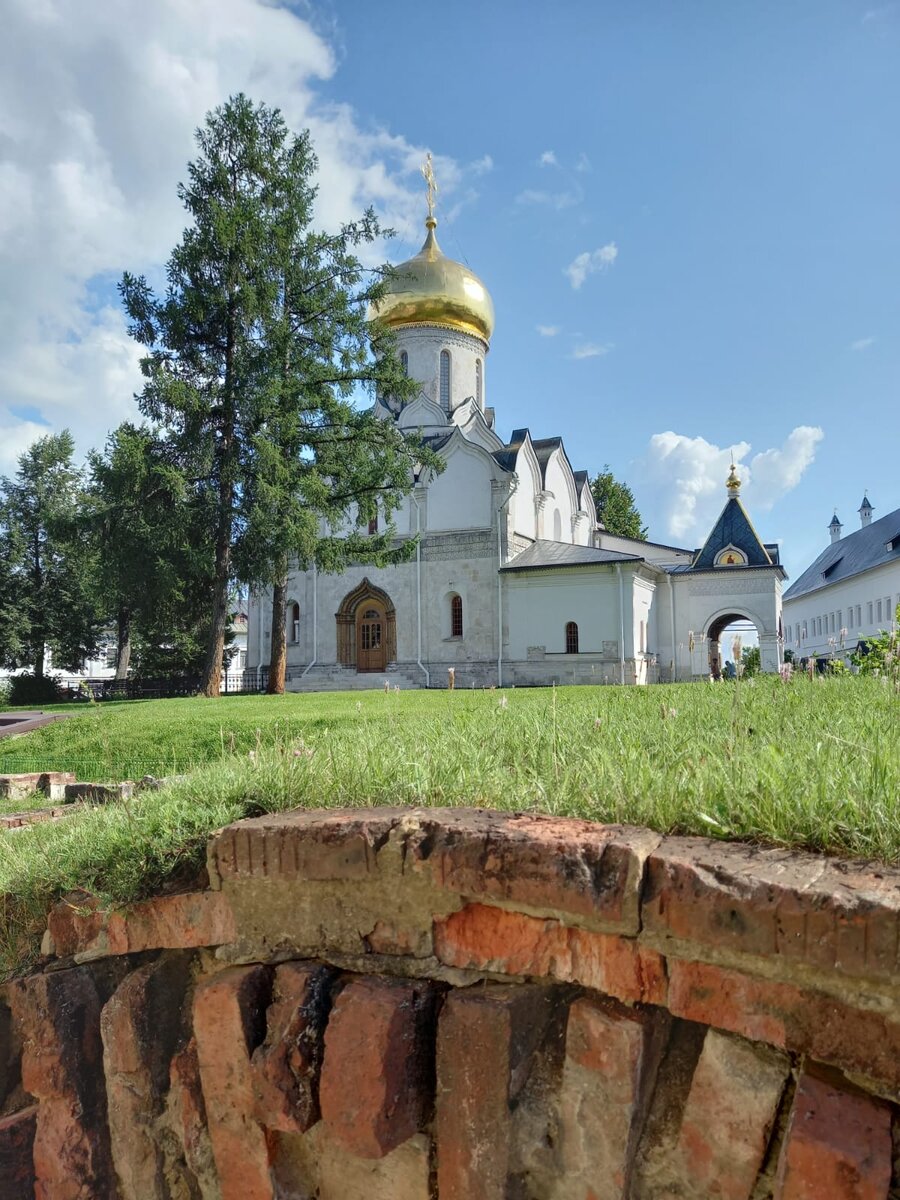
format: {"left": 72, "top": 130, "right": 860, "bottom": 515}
{"left": 500, "top": 540, "right": 641, "bottom": 572}
{"left": 783, "top": 504, "right": 900, "bottom": 601}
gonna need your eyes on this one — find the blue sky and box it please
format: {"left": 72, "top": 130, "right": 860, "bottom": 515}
{"left": 1, "top": 0, "right": 897, "bottom": 579}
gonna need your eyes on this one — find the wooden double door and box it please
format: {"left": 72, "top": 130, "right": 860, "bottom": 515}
{"left": 356, "top": 602, "right": 387, "bottom": 672}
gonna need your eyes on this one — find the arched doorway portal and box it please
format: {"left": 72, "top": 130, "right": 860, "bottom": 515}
{"left": 336, "top": 580, "right": 397, "bottom": 672}
{"left": 704, "top": 610, "right": 760, "bottom": 680}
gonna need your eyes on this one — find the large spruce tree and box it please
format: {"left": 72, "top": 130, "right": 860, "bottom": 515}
{"left": 121, "top": 95, "right": 430, "bottom": 696}
{"left": 235, "top": 127, "right": 435, "bottom": 694}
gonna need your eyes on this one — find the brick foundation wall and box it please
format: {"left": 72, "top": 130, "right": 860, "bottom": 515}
{"left": 1, "top": 807, "right": 898, "bottom": 1198}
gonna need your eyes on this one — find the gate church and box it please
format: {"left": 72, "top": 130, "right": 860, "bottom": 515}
{"left": 246, "top": 173, "right": 785, "bottom": 688}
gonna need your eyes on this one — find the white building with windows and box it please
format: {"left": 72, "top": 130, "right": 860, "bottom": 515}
{"left": 782, "top": 496, "right": 900, "bottom": 662}
{"left": 246, "top": 202, "right": 786, "bottom": 689}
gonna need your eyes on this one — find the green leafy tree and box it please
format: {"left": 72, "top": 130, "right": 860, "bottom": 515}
{"left": 88, "top": 423, "right": 216, "bottom": 679}
{"left": 235, "top": 128, "right": 436, "bottom": 694}
{"left": 0, "top": 432, "right": 101, "bottom": 678}
{"left": 122, "top": 95, "right": 433, "bottom": 696}
{"left": 590, "top": 466, "right": 647, "bottom": 540}
{"left": 741, "top": 645, "right": 761, "bottom": 677}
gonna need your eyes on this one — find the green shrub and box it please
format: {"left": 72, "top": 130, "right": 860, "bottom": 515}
{"left": 8, "top": 675, "right": 66, "bottom": 707}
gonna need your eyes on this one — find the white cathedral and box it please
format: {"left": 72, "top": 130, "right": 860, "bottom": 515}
{"left": 246, "top": 192, "right": 786, "bottom": 689}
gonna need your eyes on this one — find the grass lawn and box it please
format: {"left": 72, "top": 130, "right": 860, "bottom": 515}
{"left": 0, "top": 677, "right": 896, "bottom": 975}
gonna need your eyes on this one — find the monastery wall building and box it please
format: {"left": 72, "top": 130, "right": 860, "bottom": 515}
{"left": 782, "top": 496, "right": 900, "bottom": 663}
{"left": 246, "top": 197, "right": 786, "bottom": 689}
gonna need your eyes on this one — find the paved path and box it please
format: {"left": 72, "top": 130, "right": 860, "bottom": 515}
{"left": 0, "top": 711, "right": 76, "bottom": 738}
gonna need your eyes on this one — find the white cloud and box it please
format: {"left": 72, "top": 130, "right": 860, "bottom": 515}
{"left": 536, "top": 324, "right": 560, "bottom": 337}
{"left": 564, "top": 243, "right": 618, "bottom": 289}
{"left": 538, "top": 150, "right": 557, "bottom": 167}
{"left": 862, "top": 4, "right": 896, "bottom": 21}
{"left": 575, "top": 152, "right": 591, "bottom": 173}
{"left": 516, "top": 186, "right": 583, "bottom": 211}
{"left": 0, "top": 0, "right": 481, "bottom": 466}
{"left": 642, "top": 426, "right": 824, "bottom": 541}
{"left": 850, "top": 336, "right": 876, "bottom": 351}
{"left": 572, "top": 342, "right": 613, "bottom": 360}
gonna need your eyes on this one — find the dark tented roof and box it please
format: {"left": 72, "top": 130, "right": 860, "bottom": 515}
{"left": 783, "top": 504, "right": 900, "bottom": 601}
{"left": 421, "top": 432, "right": 453, "bottom": 453}
{"left": 531, "top": 437, "right": 563, "bottom": 486}
{"left": 500, "top": 540, "right": 641, "bottom": 572}
{"left": 692, "top": 497, "right": 774, "bottom": 570}
{"left": 493, "top": 427, "right": 529, "bottom": 473}
{"left": 573, "top": 469, "right": 589, "bottom": 491}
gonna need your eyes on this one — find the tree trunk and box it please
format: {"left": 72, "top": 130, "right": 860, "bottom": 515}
{"left": 267, "top": 572, "right": 288, "bottom": 695}
{"left": 200, "top": 298, "right": 237, "bottom": 699}
{"left": 115, "top": 606, "right": 132, "bottom": 680}
{"left": 201, "top": 523, "right": 231, "bottom": 697}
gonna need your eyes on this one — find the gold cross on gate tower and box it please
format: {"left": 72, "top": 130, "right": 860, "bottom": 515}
{"left": 421, "top": 152, "right": 438, "bottom": 223}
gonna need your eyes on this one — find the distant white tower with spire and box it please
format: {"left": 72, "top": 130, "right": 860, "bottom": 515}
{"left": 858, "top": 494, "right": 874, "bottom": 528}
{"left": 829, "top": 511, "right": 843, "bottom": 544}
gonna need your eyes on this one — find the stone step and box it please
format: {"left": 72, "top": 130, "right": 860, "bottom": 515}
{"left": 286, "top": 665, "right": 426, "bottom": 692}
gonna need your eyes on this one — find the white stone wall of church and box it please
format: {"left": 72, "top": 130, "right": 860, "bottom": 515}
{"left": 782, "top": 558, "right": 900, "bottom": 659}
{"left": 541, "top": 453, "right": 575, "bottom": 545}
{"left": 510, "top": 453, "right": 538, "bottom": 542}
{"left": 425, "top": 443, "right": 496, "bottom": 533}
{"left": 394, "top": 325, "right": 488, "bottom": 413}
{"left": 504, "top": 570, "right": 623, "bottom": 661}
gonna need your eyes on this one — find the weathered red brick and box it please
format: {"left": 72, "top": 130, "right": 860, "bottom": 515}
{"left": 0, "top": 771, "right": 74, "bottom": 801}
{"left": 48, "top": 890, "right": 236, "bottom": 959}
{"left": 208, "top": 808, "right": 658, "bottom": 935}
{"left": 101, "top": 957, "right": 192, "bottom": 1199}
{"left": 9, "top": 968, "right": 117, "bottom": 1200}
{"left": 209, "top": 808, "right": 400, "bottom": 883}
{"left": 167, "top": 1039, "right": 218, "bottom": 1197}
{"left": 556, "top": 998, "right": 667, "bottom": 1199}
{"left": 668, "top": 1030, "right": 789, "bottom": 1200}
{"left": 435, "top": 903, "right": 667, "bottom": 1005}
{"left": 406, "top": 809, "right": 660, "bottom": 933}
{"left": 435, "top": 983, "right": 558, "bottom": 1199}
{"left": 193, "top": 965, "right": 274, "bottom": 1200}
{"left": 775, "top": 1069, "right": 892, "bottom": 1200}
{"left": 319, "top": 975, "right": 436, "bottom": 1159}
{"left": 271, "top": 1122, "right": 433, "bottom": 1199}
{"left": 46, "top": 891, "right": 104, "bottom": 957}
{"left": 667, "top": 958, "right": 900, "bottom": 1090}
{"left": 251, "top": 962, "right": 334, "bottom": 1134}
{"left": 642, "top": 837, "right": 900, "bottom": 981}
{"left": 0, "top": 1106, "right": 37, "bottom": 1195}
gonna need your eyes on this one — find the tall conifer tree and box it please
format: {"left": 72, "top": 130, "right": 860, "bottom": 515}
{"left": 0, "top": 432, "right": 100, "bottom": 678}
{"left": 121, "top": 95, "right": 432, "bottom": 695}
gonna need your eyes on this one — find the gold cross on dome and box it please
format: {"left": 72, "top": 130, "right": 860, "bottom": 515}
{"left": 421, "top": 152, "right": 438, "bottom": 221}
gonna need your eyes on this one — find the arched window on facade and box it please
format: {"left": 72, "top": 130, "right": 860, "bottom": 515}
{"left": 450, "top": 594, "right": 463, "bottom": 638}
{"left": 565, "top": 621, "right": 579, "bottom": 654}
{"left": 368, "top": 513, "right": 378, "bottom": 535}
{"left": 440, "top": 350, "right": 451, "bottom": 409}
{"left": 400, "top": 350, "right": 408, "bottom": 376}
{"left": 475, "top": 358, "right": 482, "bottom": 408}
{"left": 288, "top": 602, "right": 300, "bottom": 644}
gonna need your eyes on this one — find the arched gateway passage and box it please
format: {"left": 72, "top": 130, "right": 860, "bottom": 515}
{"left": 336, "top": 579, "right": 397, "bottom": 672}
{"left": 704, "top": 610, "right": 761, "bottom": 679}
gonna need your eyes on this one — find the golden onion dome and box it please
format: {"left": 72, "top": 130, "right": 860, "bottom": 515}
{"left": 372, "top": 217, "right": 495, "bottom": 343}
